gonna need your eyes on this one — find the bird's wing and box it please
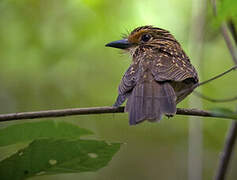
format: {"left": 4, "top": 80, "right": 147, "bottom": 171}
{"left": 118, "top": 63, "right": 140, "bottom": 95}
{"left": 151, "top": 47, "right": 198, "bottom": 82}
{"left": 113, "top": 63, "right": 139, "bottom": 107}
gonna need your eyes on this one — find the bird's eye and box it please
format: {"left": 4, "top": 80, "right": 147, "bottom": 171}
{"left": 141, "top": 34, "right": 151, "bottom": 42}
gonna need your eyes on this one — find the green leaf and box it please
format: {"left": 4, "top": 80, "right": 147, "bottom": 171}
{"left": 0, "top": 143, "right": 28, "bottom": 161}
{"left": 0, "top": 138, "right": 121, "bottom": 180}
{"left": 210, "top": 107, "right": 237, "bottom": 119}
{"left": 0, "top": 120, "right": 93, "bottom": 147}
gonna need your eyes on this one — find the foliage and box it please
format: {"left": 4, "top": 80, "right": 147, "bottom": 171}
{"left": 0, "top": 121, "right": 92, "bottom": 146}
{"left": 0, "top": 121, "right": 121, "bottom": 180}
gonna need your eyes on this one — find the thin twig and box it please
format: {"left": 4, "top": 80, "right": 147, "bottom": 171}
{"left": 220, "top": 25, "right": 237, "bottom": 64}
{"left": 197, "top": 65, "right": 237, "bottom": 87}
{"left": 228, "top": 20, "right": 237, "bottom": 45}
{"left": 0, "top": 106, "right": 235, "bottom": 122}
{"left": 194, "top": 91, "right": 237, "bottom": 103}
{"left": 177, "top": 65, "right": 237, "bottom": 97}
{"left": 215, "top": 121, "right": 237, "bottom": 180}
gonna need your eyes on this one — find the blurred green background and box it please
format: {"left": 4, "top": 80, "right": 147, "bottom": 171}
{"left": 0, "top": 0, "right": 237, "bottom": 179}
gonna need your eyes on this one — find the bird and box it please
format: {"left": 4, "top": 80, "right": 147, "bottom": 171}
{"left": 106, "top": 25, "right": 199, "bottom": 125}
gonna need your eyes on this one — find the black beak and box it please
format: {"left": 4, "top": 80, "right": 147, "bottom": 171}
{"left": 105, "top": 39, "right": 132, "bottom": 49}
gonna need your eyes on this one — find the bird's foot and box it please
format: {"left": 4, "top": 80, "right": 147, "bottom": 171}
{"left": 165, "top": 114, "right": 174, "bottom": 119}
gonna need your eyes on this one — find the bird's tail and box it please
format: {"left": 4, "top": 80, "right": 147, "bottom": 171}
{"left": 125, "top": 81, "right": 177, "bottom": 125}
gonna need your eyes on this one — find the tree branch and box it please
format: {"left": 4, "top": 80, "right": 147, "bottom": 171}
{"left": 0, "top": 106, "right": 236, "bottom": 122}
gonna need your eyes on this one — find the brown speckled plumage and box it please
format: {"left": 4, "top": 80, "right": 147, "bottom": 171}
{"left": 106, "top": 25, "right": 199, "bottom": 125}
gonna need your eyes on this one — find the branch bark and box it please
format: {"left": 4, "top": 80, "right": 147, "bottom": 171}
{"left": 0, "top": 106, "right": 235, "bottom": 122}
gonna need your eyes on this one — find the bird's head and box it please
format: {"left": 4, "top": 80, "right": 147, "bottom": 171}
{"left": 106, "top": 25, "right": 177, "bottom": 55}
